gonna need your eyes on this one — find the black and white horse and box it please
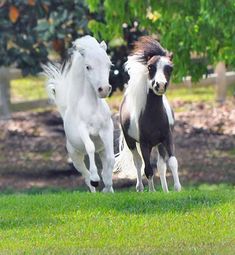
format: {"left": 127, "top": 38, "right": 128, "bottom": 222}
{"left": 115, "top": 36, "right": 181, "bottom": 192}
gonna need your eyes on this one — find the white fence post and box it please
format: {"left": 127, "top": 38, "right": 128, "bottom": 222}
{"left": 0, "top": 67, "right": 11, "bottom": 119}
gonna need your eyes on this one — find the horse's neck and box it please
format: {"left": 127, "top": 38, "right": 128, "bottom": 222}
{"left": 67, "top": 71, "right": 98, "bottom": 110}
{"left": 83, "top": 79, "right": 99, "bottom": 106}
{"left": 146, "top": 90, "right": 163, "bottom": 111}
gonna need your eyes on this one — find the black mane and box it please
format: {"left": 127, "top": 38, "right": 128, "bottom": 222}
{"left": 132, "top": 36, "right": 167, "bottom": 63}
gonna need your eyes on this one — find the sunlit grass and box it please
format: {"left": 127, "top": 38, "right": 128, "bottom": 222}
{"left": 11, "top": 76, "right": 47, "bottom": 102}
{"left": 166, "top": 84, "right": 216, "bottom": 102}
{"left": 10, "top": 75, "right": 234, "bottom": 111}
{"left": 0, "top": 186, "right": 234, "bottom": 254}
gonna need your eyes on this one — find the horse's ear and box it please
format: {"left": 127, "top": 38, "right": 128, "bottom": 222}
{"left": 167, "top": 52, "right": 173, "bottom": 61}
{"left": 100, "top": 41, "right": 107, "bottom": 51}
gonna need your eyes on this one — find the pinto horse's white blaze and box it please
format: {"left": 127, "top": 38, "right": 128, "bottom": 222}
{"left": 42, "top": 35, "right": 114, "bottom": 192}
{"left": 115, "top": 36, "right": 181, "bottom": 192}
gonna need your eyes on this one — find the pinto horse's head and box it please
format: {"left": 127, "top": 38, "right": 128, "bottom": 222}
{"left": 147, "top": 53, "right": 173, "bottom": 96}
{"left": 72, "top": 36, "right": 112, "bottom": 98}
{"left": 131, "top": 36, "right": 174, "bottom": 96}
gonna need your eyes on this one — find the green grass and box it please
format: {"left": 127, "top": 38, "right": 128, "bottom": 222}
{"left": 0, "top": 186, "right": 234, "bottom": 254}
{"left": 11, "top": 76, "right": 47, "bottom": 102}
{"left": 10, "top": 75, "right": 234, "bottom": 108}
{"left": 166, "top": 85, "right": 216, "bottom": 102}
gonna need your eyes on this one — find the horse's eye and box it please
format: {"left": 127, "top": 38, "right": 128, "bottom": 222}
{"left": 164, "top": 65, "right": 173, "bottom": 74}
{"left": 86, "top": 65, "right": 91, "bottom": 71}
{"left": 148, "top": 64, "right": 156, "bottom": 78}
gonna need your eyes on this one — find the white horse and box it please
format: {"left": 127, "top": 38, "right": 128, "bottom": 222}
{"left": 42, "top": 36, "right": 115, "bottom": 192}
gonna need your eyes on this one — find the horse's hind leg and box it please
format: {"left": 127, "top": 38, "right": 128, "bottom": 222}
{"left": 157, "top": 145, "right": 169, "bottom": 193}
{"left": 99, "top": 120, "right": 115, "bottom": 193}
{"left": 132, "top": 143, "right": 144, "bottom": 192}
{"left": 140, "top": 143, "right": 155, "bottom": 192}
{"left": 67, "top": 142, "right": 96, "bottom": 192}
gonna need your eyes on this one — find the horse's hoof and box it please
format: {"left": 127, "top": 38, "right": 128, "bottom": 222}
{"left": 174, "top": 183, "right": 182, "bottom": 192}
{"left": 102, "top": 186, "right": 114, "bottom": 193}
{"left": 136, "top": 184, "right": 144, "bottom": 192}
{"left": 90, "top": 181, "right": 99, "bottom": 187}
{"left": 89, "top": 186, "right": 96, "bottom": 193}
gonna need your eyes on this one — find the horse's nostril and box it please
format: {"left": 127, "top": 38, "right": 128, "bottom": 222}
{"left": 98, "top": 87, "right": 103, "bottom": 92}
{"left": 156, "top": 82, "right": 160, "bottom": 89}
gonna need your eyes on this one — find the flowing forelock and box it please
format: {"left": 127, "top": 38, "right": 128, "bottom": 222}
{"left": 132, "top": 36, "right": 167, "bottom": 64}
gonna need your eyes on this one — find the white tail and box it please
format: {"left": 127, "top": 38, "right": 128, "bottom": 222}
{"left": 41, "top": 62, "right": 67, "bottom": 118}
{"left": 114, "top": 131, "right": 140, "bottom": 179}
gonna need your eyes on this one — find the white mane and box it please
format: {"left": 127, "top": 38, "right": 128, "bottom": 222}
{"left": 124, "top": 55, "right": 149, "bottom": 122}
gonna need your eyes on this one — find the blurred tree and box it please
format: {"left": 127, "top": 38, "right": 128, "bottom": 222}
{"left": 0, "top": 0, "right": 234, "bottom": 118}
{"left": 0, "top": 0, "right": 90, "bottom": 118}
{"left": 87, "top": 0, "right": 235, "bottom": 83}
{"left": 0, "top": 0, "right": 91, "bottom": 75}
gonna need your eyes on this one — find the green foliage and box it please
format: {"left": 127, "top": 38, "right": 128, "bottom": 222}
{"left": 86, "top": 0, "right": 235, "bottom": 82}
{"left": 0, "top": 187, "right": 234, "bottom": 254}
{"left": 0, "top": 1, "right": 48, "bottom": 75}
{"left": 0, "top": 0, "right": 89, "bottom": 75}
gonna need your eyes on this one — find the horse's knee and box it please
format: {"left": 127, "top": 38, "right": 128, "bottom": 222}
{"left": 168, "top": 156, "right": 178, "bottom": 170}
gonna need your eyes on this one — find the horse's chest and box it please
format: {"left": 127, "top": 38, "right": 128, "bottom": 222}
{"left": 139, "top": 111, "right": 168, "bottom": 145}
{"left": 87, "top": 114, "right": 106, "bottom": 135}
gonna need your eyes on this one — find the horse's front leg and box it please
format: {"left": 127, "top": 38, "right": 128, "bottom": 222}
{"left": 99, "top": 120, "right": 115, "bottom": 193}
{"left": 164, "top": 132, "right": 181, "bottom": 192}
{"left": 157, "top": 145, "right": 169, "bottom": 193}
{"left": 66, "top": 141, "right": 96, "bottom": 192}
{"left": 140, "top": 143, "right": 155, "bottom": 192}
{"left": 78, "top": 125, "right": 100, "bottom": 187}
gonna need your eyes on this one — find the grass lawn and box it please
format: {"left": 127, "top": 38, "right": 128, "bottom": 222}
{"left": 0, "top": 186, "right": 234, "bottom": 255}
{"left": 11, "top": 76, "right": 47, "bottom": 102}
{"left": 10, "top": 75, "right": 235, "bottom": 114}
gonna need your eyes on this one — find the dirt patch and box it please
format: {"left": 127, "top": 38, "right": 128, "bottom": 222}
{"left": 0, "top": 100, "right": 234, "bottom": 191}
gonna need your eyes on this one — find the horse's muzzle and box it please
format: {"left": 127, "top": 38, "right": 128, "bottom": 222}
{"left": 153, "top": 82, "right": 166, "bottom": 96}
{"left": 98, "top": 85, "right": 112, "bottom": 98}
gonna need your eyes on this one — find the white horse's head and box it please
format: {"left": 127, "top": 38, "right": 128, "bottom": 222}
{"left": 71, "top": 36, "right": 112, "bottom": 98}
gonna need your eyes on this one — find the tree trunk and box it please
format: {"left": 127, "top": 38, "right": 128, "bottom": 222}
{"left": 215, "top": 62, "right": 227, "bottom": 104}
{"left": 0, "top": 67, "right": 11, "bottom": 119}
